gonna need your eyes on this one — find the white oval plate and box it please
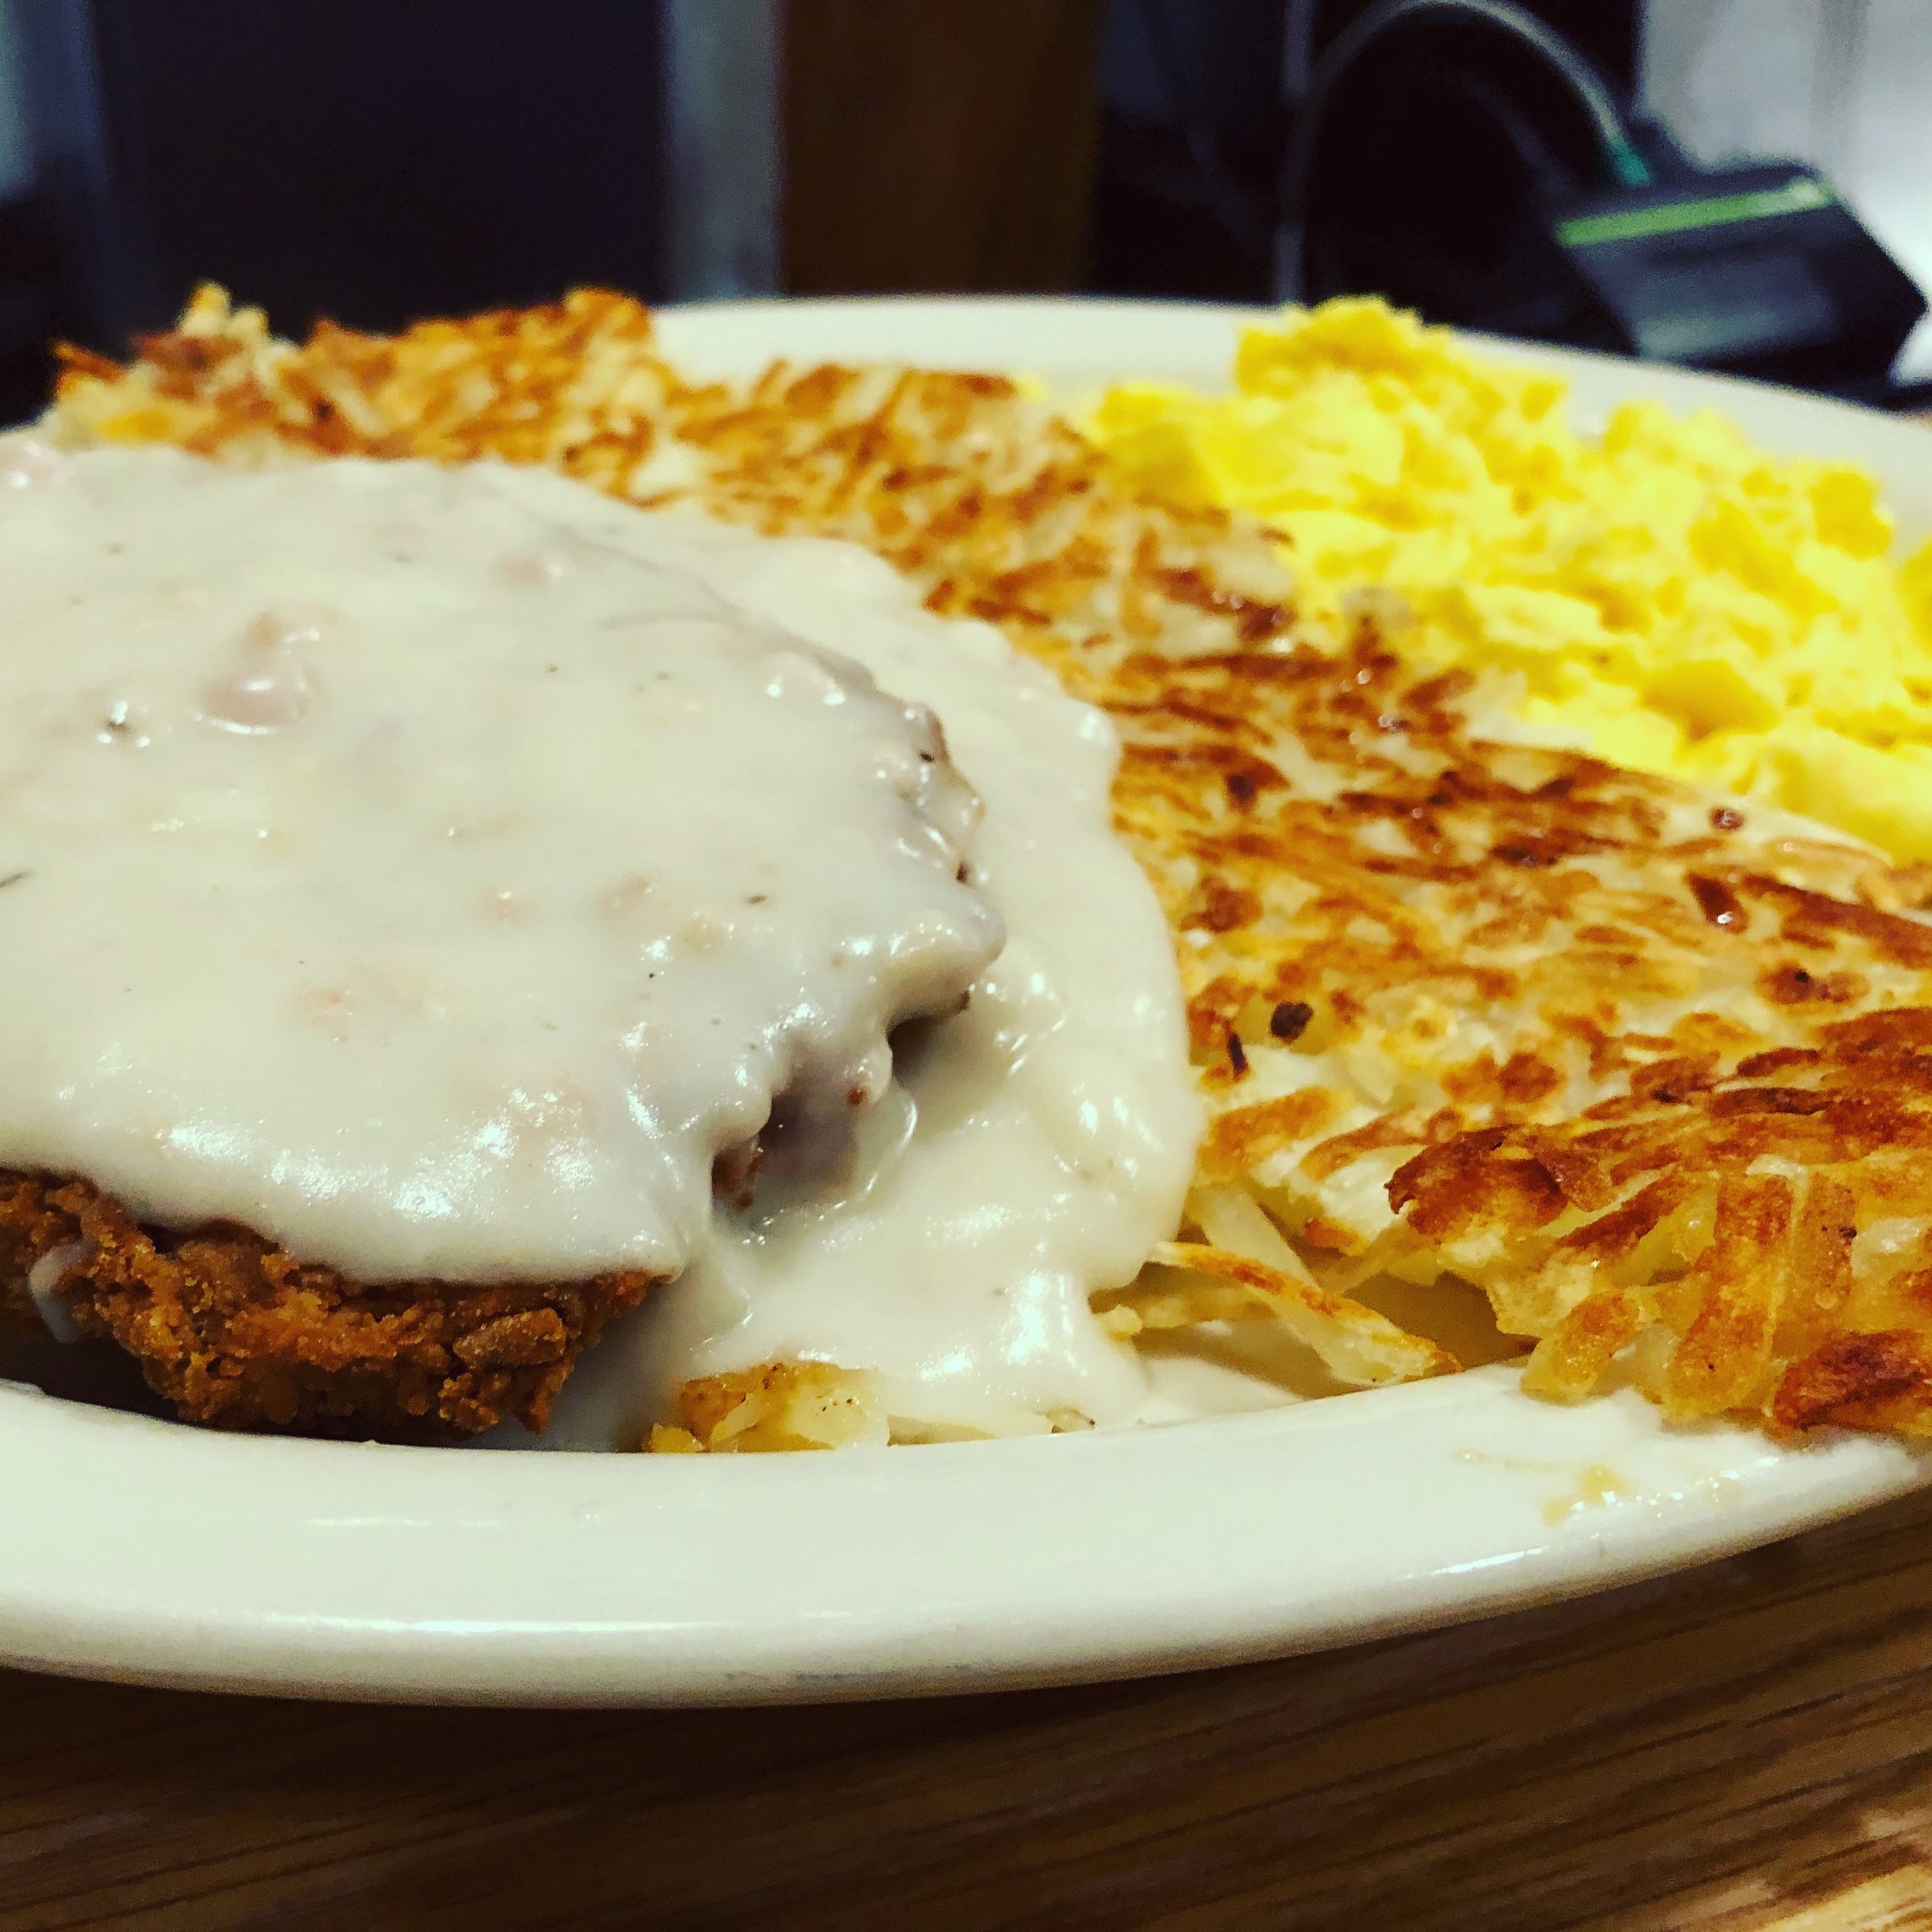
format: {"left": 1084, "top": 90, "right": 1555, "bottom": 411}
{"left": 5, "top": 300, "right": 1930, "bottom": 1706}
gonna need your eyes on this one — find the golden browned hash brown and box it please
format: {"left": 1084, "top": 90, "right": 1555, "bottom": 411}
{"left": 43, "top": 284, "right": 1932, "bottom": 1443}
{"left": 647, "top": 1362, "right": 893, "bottom": 1454}
{"left": 0, "top": 1171, "right": 656, "bottom": 1435}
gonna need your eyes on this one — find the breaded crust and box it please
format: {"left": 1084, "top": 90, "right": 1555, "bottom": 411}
{"left": 47, "top": 284, "right": 1932, "bottom": 1444}
{"left": 0, "top": 1173, "right": 657, "bottom": 1437}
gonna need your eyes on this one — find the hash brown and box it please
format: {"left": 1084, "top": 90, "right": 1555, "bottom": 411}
{"left": 39, "top": 285, "right": 1932, "bottom": 1443}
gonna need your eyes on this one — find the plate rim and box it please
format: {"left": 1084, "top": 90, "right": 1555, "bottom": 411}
{"left": 7, "top": 294, "right": 1931, "bottom": 1706}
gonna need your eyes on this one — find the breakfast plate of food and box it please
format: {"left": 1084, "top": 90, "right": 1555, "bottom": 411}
{"left": 3, "top": 291, "right": 1931, "bottom": 1704}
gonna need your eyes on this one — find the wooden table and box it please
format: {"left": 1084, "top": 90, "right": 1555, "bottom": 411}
{"left": 6, "top": 1482, "right": 1932, "bottom": 1930}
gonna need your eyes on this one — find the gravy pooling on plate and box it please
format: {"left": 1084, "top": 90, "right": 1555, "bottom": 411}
{"left": 0, "top": 438, "right": 1201, "bottom": 1431}
{"left": 540, "top": 512, "right": 1204, "bottom": 1441}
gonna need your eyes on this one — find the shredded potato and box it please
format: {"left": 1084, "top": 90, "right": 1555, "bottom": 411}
{"left": 656, "top": 1364, "right": 890, "bottom": 1454}
{"left": 1090, "top": 298, "right": 1932, "bottom": 861}
{"left": 52, "top": 286, "right": 1932, "bottom": 1449}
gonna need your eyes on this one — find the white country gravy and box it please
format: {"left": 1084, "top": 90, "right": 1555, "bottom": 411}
{"left": 543, "top": 516, "right": 1204, "bottom": 1438}
{"left": 2, "top": 439, "right": 1202, "bottom": 1431}
{"left": 0, "top": 441, "right": 1000, "bottom": 1281}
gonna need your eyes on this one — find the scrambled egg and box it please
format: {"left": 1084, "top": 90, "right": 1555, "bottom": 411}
{"left": 1090, "top": 298, "right": 1932, "bottom": 860}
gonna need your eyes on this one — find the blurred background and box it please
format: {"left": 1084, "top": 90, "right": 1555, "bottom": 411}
{"left": 1, "top": 0, "right": 1927, "bottom": 421}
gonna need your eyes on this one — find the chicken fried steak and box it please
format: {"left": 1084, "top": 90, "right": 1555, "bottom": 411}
{"left": 0, "top": 436, "right": 999, "bottom": 1435}
{"left": 43, "top": 286, "right": 1932, "bottom": 1445}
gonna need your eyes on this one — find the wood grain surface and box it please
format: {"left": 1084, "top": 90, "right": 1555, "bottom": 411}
{"left": 9, "top": 1484, "right": 1932, "bottom": 1930}
{"left": 781, "top": 0, "right": 1104, "bottom": 294}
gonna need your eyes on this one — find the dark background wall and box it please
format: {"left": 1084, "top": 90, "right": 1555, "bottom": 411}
{"left": 89, "top": 0, "right": 666, "bottom": 339}
{"left": 0, "top": 0, "right": 1659, "bottom": 420}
